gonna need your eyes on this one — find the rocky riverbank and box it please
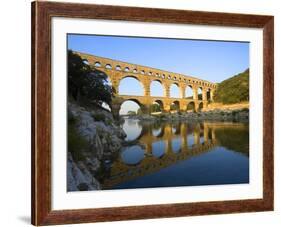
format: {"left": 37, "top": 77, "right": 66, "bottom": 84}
{"left": 127, "top": 108, "right": 249, "bottom": 122}
{"left": 67, "top": 102, "right": 126, "bottom": 191}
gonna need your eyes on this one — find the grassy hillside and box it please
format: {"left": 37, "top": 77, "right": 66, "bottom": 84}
{"left": 213, "top": 69, "right": 249, "bottom": 104}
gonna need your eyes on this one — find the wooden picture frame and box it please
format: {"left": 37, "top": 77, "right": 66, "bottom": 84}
{"left": 31, "top": 1, "right": 274, "bottom": 226}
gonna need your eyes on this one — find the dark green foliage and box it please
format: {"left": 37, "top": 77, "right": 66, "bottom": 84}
{"left": 170, "top": 103, "right": 179, "bottom": 111}
{"left": 150, "top": 103, "right": 162, "bottom": 113}
{"left": 68, "top": 50, "right": 114, "bottom": 107}
{"left": 214, "top": 69, "right": 249, "bottom": 104}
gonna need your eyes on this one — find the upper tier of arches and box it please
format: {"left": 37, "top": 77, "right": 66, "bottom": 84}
{"left": 76, "top": 52, "right": 217, "bottom": 89}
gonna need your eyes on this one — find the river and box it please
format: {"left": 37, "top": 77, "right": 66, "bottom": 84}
{"left": 99, "top": 118, "right": 249, "bottom": 190}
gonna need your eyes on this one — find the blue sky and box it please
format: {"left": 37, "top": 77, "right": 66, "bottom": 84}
{"left": 68, "top": 34, "right": 249, "bottom": 114}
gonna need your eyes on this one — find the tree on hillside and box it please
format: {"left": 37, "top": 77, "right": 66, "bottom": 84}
{"left": 68, "top": 50, "right": 114, "bottom": 107}
{"left": 213, "top": 69, "right": 249, "bottom": 104}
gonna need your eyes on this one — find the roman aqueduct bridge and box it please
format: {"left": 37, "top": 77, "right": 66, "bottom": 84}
{"left": 76, "top": 52, "right": 217, "bottom": 118}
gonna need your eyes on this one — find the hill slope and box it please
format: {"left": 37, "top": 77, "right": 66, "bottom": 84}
{"left": 213, "top": 69, "right": 249, "bottom": 104}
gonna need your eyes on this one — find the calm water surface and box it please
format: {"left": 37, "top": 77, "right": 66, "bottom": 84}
{"left": 99, "top": 118, "right": 249, "bottom": 190}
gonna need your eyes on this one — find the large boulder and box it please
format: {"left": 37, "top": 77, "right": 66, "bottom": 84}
{"left": 67, "top": 102, "right": 126, "bottom": 191}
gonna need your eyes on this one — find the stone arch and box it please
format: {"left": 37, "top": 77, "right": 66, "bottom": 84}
{"left": 115, "top": 65, "right": 121, "bottom": 71}
{"left": 94, "top": 61, "right": 101, "bottom": 67}
{"left": 170, "top": 100, "right": 180, "bottom": 111}
{"left": 151, "top": 100, "right": 164, "bottom": 113}
{"left": 124, "top": 67, "right": 130, "bottom": 72}
{"left": 154, "top": 100, "right": 164, "bottom": 108}
{"left": 170, "top": 83, "right": 180, "bottom": 98}
{"left": 105, "top": 64, "right": 112, "bottom": 69}
{"left": 186, "top": 101, "right": 195, "bottom": 112}
{"left": 185, "top": 85, "right": 193, "bottom": 99}
{"left": 150, "top": 80, "right": 164, "bottom": 97}
{"left": 118, "top": 76, "right": 144, "bottom": 96}
{"left": 119, "top": 99, "right": 144, "bottom": 116}
{"left": 198, "top": 87, "right": 203, "bottom": 100}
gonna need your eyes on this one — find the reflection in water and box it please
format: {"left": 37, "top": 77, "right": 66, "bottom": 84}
{"left": 152, "top": 128, "right": 162, "bottom": 137}
{"left": 99, "top": 119, "right": 249, "bottom": 190}
{"left": 187, "top": 134, "right": 195, "bottom": 148}
{"left": 172, "top": 138, "right": 181, "bottom": 153}
{"left": 122, "top": 118, "right": 142, "bottom": 141}
{"left": 121, "top": 145, "right": 145, "bottom": 165}
{"left": 152, "top": 141, "right": 166, "bottom": 158}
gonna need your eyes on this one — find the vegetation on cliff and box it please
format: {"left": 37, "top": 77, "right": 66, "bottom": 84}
{"left": 67, "top": 50, "right": 128, "bottom": 191}
{"left": 68, "top": 50, "right": 114, "bottom": 108}
{"left": 213, "top": 69, "right": 249, "bottom": 104}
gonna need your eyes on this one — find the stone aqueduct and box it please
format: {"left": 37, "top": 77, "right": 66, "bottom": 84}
{"left": 76, "top": 52, "right": 217, "bottom": 117}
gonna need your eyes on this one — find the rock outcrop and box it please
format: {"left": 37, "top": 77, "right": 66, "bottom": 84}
{"left": 67, "top": 102, "right": 126, "bottom": 191}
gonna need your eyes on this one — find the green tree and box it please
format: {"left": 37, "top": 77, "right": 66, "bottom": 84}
{"left": 68, "top": 50, "right": 113, "bottom": 107}
{"left": 150, "top": 103, "right": 161, "bottom": 113}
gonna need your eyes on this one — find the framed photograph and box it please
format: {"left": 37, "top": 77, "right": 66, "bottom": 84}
{"left": 31, "top": 1, "right": 274, "bottom": 226}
